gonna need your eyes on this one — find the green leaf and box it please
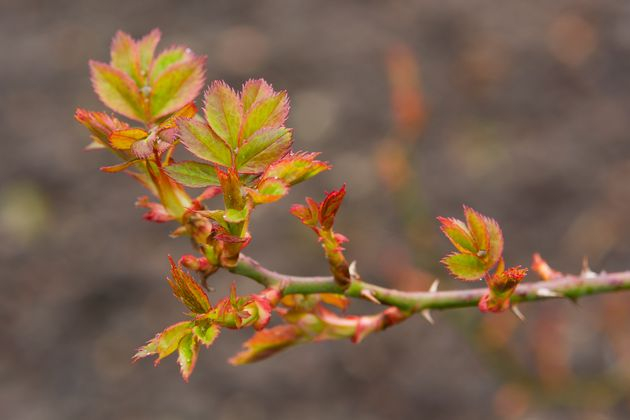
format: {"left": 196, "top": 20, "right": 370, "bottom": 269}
{"left": 177, "top": 119, "right": 232, "bottom": 166}
{"left": 165, "top": 161, "right": 220, "bottom": 188}
{"left": 442, "top": 253, "right": 487, "bottom": 281}
{"left": 150, "top": 56, "right": 205, "bottom": 119}
{"left": 485, "top": 217, "right": 504, "bottom": 267}
{"left": 223, "top": 207, "right": 249, "bottom": 223}
{"left": 204, "top": 81, "right": 243, "bottom": 148}
{"left": 168, "top": 258, "right": 211, "bottom": 313}
{"left": 150, "top": 46, "right": 188, "bottom": 81}
{"left": 263, "top": 152, "right": 330, "bottom": 186}
{"left": 236, "top": 128, "right": 292, "bottom": 173}
{"left": 133, "top": 320, "right": 193, "bottom": 363}
{"left": 137, "top": 29, "right": 161, "bottom": 74}
{"left": 241, "top": 90, "right": 289, "bottom": 140}
{"left": 177, "top": 333, "right": 199, "bottom": 382}
{"left": 464, "top": 206, "right": 489, "bottom": 252}
{"left": 437, "top": 217, "right": 476, "bottom": 254}
{"left": 192, "top": 322, "right": 220, "bottom": 347}
{"left": 90, "top": 61, "right": 145, "bottom": 121}
{"left": 110, "top": 31, "right": 141, "bottom": 85}
{"left": 247, "top": 178, "right": 288, "bottom": 204}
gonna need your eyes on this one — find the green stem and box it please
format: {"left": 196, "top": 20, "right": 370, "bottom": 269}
{"left": 230, "top": 254, "right": 630, "bottom": 313}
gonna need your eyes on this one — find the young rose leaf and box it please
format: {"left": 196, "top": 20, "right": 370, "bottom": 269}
{"left": 109, "top": 128, "right": 148, "bottom": 150}
{"left": 484, "top": 215, "right": 504, "bottom": 268}
{"left": 110, "top": 31, "right": 142, "bottom": 85}
{"left": 241, "top": 89, "right": 289, "bottom": 140}
{"left": 229, "top": 324, "right": 304, "bottom": 365}
{"left": 263, "top": 152, "right": 330, "bottom": 186}
{"left": 150, "top": 46, "right": 188, "bottom": 82}
{"left": 463, "top": 206, "right": 489, "bottom": 252}
{"left": 246, "top": 178, "right": 288, "bottom": 205}
{"left": 131, "top": 133, "right": 170, "bottom": 159}
{"left": 192, "top": 322, "right": 221, "bottom": 347}
{"left": 133, "top": 320, "right": 193, "bottom": 364}
{"left": 442, "top": 253, "right": 487, "bottom": 281}
{"left": 290, "top": 203, "right": 317, "bottom": 227}
{"left": 204, "top": 81, "right": 243, "bottom": 148}
{"left": 177, "top": 119, "right": 232, "bottom": 166}
{"left": 168, "top": 257, "right": 211, "bottom": 314}
{"left": 236, "top": 127, "right": 292, "bottom": 173}
{"left": 90, "top": 61, "right": 146, "bottom": 121}
{"left": 320, "top": 185, "right": 346, "bottom": 230}
{"left": 164, "top": 161, "right": 220, "bottom": 188}
{"left": 137, "top": 29, "right": 161, "bottom": 74}
{"left": 150, "top": 56, "right": 205, "bottom": 119}
{"left": 75, "top": 109, "right": 129, "bottom": 146}
{"left": 223, "top": 207, "right": 250, "bottom": 223}
{"left": 437, "top": 217, "right": 476, "bottom": 254}
{"left": 177, "top": 333, "right": 199, "bottom": 382}
{"left": 241, "top": 79, "right": 275, "bottom": 113}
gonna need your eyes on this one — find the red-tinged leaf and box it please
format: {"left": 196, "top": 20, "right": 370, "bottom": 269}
{"left": 241, "top": 88, "right": 289, "bottom": 140}
{"left": 484, "top": 215, "right": 504, "bottom": 268}
{"left": 133, "top": 320, "right": 193, "bottom": 364}
{"left": 90, "top": 61, "right": 146, "bottom": 121}
{"left": 319, "top": 185, "right": 346, "bottom": 230}
{"left": 100, "top": 159, "right": 140, "bottom": 173}
{"left": 442, "top": 253, "right": 488, "bottom": 281}
{"left": 204, "top": 81, "right": 243, "bottom": 148}
{"left": 263, "top": 152, "right": 330, "bottom": 186}
{"left": 110, "top": 30, "right": 142, "bottom": 85}
{"left": 241, "top": 79, "right": 275, "bottom": 113}
{"left": 164, "top": 161, "right": 220, "bottom": 188}
{"left": 177, "top": 119, "right": 232, "bottom": 166}
{"left": 246, "top": 178, "right": 288, "bottom": 204}
{"left": 192, "top": 322, "right": 220, "bottom": 347}
{"left": 463, "top": 206, "right": 489, "bottom": 253}
{"left": 168, "top": 257, "right": 211, "bottom": 314}
{"left": 150, "top": 46, "right": 189, "bottom": 82}
{"left": 437, "top": 216, "right": 476, "bottom": 254}
{"left": 137, "top": 29, "right": 161, "bottom": 74}
{"left": 236, "top": 127, "right": 292, "bottom": 173}
{"left": 150, "top": 56, "right": 205, "bottom": 119}
{"left": 136, "top": 196, "right": 175, "bottom": 223}
{"left": 109, "top": 128, "right": 148, "bottom": 150}
{"left": 250, "top": 296, "right": 274, "bottom": 330}
{"left": 177, "top": 333, "right": 199, "bottom": 382}
{"left": 492, "top": 266, "right": 527, "bottom": 292}
{"left": 228, "top": 324, "right": 304, "bottom": 365}
{"left": 290, "top": 204, "right": 317, "bottom": 226}
{"left": 75, "top": 108, "right": 129, "bottom": 145}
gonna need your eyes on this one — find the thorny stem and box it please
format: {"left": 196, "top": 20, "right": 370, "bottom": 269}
{"left": 230, "top": 254, "right": 630, "bottom": 314}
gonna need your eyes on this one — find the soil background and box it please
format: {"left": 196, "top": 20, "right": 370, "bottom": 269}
{"left": 2, "top": 1, "right": 630, "bottom": 419}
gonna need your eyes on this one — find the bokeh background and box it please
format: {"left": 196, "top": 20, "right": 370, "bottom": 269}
{"left": 2, "top": 0, "right": 630, "bottom": 419}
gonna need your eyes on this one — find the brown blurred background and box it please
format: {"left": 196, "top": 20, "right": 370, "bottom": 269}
{"left": 2, "top": 0, "right": 630, "bottom": 419}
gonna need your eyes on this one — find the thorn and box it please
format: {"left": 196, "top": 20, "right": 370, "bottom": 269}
{"left": 537, "top": 288, "right": 561, "bottom": 298}
{"left": 581, "top": 256, "right": 597, "bottom": 278}
{"left": 349, "top": 260, "right": 359, "bottom": 280}
{"left": 360, "top": 289, "right": 381, "bottom": 304}
{"left": 421, "top": 309, "right": 434, "bottom": 325}
{"left": 429, "top": 279, "right": 439, "bottom": 293}
{"left": 511, "top": 305, "right": 526, "bottom": 322}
